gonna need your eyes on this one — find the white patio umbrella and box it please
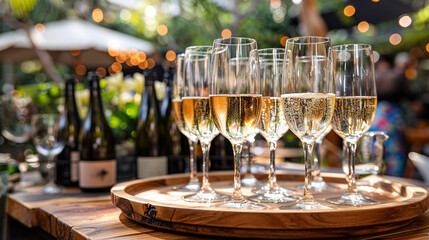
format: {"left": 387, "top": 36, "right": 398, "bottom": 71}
{"left": 0, "top": 18, "right": 156, "bottom": 68}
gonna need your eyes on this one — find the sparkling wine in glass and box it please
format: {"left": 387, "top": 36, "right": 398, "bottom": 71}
{"left": 172, "top": 53, "right": 201, "bottom": 192}
{"left": 326, "top": 44, "right": 378, "bottom": 206}
{"left": 210, "top": 37, "right": 266, "bottom": 209}
{"left": 32, "top": 114, "right": 65, "bottom": 194}
{"left": 181, "top": 46, "right": 230, "bottom": 203}
{"left": 248, "top": 48, "right": 298, "bottom": 203}
{"left": 280, "top": 36, "right": 335, "bottom": 210}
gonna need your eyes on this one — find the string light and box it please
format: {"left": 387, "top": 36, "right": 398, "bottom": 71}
{"left": 389, "top": 33, "right": 402, "bottom": 45}
{"left": 280, "top": 36, "right": 289, "bottom": 46}
{"left": 344, "top": 5, "right": 355, "bottom": 17}
{"left": 96, "top": 67, "right": 106, "bottom": 77}
{"left": 221, "top": 29, "right": 232, "bottom": 38}
{"left": 75, "top": 64, "right": 86, "bottom": 76}
{"left": 34, "top": 23, "right": 46, "bottom": 33}
{"left": 357, "top": 21, "right": 369, "bottom": 33}
{"left": 166, "top": 50, "right": 176, "bottom": 61}
{"left": 157, "top": 24, "right": 168, "bottom": 36}
{"left": 92, "top": 8, "right": 104, "bottom": 23}
{"left": 399, "top": 15, "right": 412, "bottom": 28}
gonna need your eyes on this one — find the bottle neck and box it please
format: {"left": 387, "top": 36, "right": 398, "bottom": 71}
{"left": 65, "top": 82, "right": 78, "bottom": 112}
{"left": 89, "top": 79, "right": 104, "bottom": 116}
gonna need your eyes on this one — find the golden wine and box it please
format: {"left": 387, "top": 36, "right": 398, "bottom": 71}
{"left": 172, "top": 99, "right": 192, "bottom": 138}
{"left": 281, "top": 93, "right": 335, "bottom": 139}
{"left": 209, "top": 94, "right": 262, "bottom": 144}
{"left": 331, "top": 96, "right": 377, "bottom": 140}
{"left": 259, "top": 97, "right": 288, "bottom": 143}
{"left": 182, "top": 97, "right": 219, "bottom": 142}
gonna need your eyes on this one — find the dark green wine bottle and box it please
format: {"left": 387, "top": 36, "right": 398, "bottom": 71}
{"left": 135, "top": 69, "right": 167, "bottom": 178}
{"left": 79, "top": 72, "right": 116, "bottom": 192}
{"left": 57, "top": 74, "right": 81, "bottom": 187}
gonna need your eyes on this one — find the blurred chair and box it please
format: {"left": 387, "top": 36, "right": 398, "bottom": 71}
{"left": 408, "top": 152, "right": 429, "bottom": 186}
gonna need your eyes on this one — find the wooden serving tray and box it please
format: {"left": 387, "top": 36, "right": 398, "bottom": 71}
{"left": 111, "top": 171, "right": 429, "bottom": 239}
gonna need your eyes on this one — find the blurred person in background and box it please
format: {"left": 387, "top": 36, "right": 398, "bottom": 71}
{"left": 370, "top": 54, "right": 409, "bottom": 176}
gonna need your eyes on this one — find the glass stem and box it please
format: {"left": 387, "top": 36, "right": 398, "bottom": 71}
{"left": 313, "top": 140, "right": 323, "bottom": 182}
{"left": 344, "top": 140, "right": 358, "bottom": 194}
{"left": 246, "top": 141, "right": 252, "bottom": 176}
{"left": 268, "top": 141, "right": 278, "bottom": 191}
{"left": 302, "top": 140, "right": 315, "bottom": 202}
{"left": 188, "top": 138, "right": 199, "bottom": 185}
{"left": 200, "top": 141, "right": 211, "bottom": 191}
{"left": 47, "top": 153, "right": 55, "bottom": 185}
{"left": 232, "top": 143, "right": 244, "bottom": 200}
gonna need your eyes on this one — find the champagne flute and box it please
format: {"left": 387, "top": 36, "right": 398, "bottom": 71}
{"left": 172, "top": 53, "right": 201, "bottom": 192}
{"left": 326, "top": 44, "right": 378, "bottom": 206}
{"left": 241, "top": 130, "right": 263, "bottom": 187}
{"left": 280, "top": 36, "right": 335, "bottom": 210}
{"left": 31, "top": 114, "right": 65, "bottom": 194}
{"left": 248, "top": 48, "right": 298, "bottom": 203}
{"left": 296, "top": 125, "right": 338, "bottom": 191}
{"left": 210, "top": 37, "right": 266, "bottom": 209}
{"left": 182, "top": 46, "right": 230, "bottom": 203}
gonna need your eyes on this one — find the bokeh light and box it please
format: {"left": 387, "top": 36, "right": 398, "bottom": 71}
{"left": 280, "top": 36, "right": 289, "bottom": 46}
{"left": 270, "top": 0, "right": 281, "bottom": 9}
{"left": 344, "top": 5, "right": 355, "bottom": 17}
{"left": 157, "top": 24, "right": 168, "bottom": 36}
{"left": 34, "top": 23, "right": 46, "bottom": 33}
{"left": 138, "top": 61, "right": 148, "bottom": 70}
{"left": 372, "top": 0, "right": 380, "bottom": 2}
{"left": 96, "top": 67, "right": 106, "bottom": 77}
{"left": 389, "top": 33, "right": 402, "bottom": 45}
{"left": 111, "top": 62, "right": 122, "bottom": 73}
{"left": 221, "top": 29, "right": 232, "bottom": 38}
{"left": 108, "top": 47, "right": 118, "bottom": 57}
{"left": 92, "top": 8, "right": 104, "bottom": 23}
{"left": 426, "top": 43, "right": 429, "bottom": 53}
{"left": 70, "top": 49, "right": 80, "bottom": 56}
{"left": 75, "top": 64, "right": 87, "bottom": 76}
{"left": 410, "top": 47, "right": 422, "bottom": 58}
{"left": 166, "top": 50, "right": 176, "bottom": 62}
{"left": 399, "top": 15, "right": 412, "bottom": 28}
{"left": 405, "top": 68, "right": 417, "bottom": 80}
{"left": 147, "top": 58, "right": 155, "bottom": 69}
{"left": 357, "top": 21, "right": 369, "bottom": 33}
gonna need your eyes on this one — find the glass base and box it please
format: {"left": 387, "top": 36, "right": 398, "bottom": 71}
{"left": 172, "top": 182, "right": 201, "bottom": 192}
{"left": 248, "top": 190, "right": 299, "bottom": 203}
{"left": 241, "top": 174, "right": 264, "bottom": 187}
{"left": 296, "top": 180, "right": 338, "bottom": 192}
{"left": 326, "top": 192, "right": 379, "bottom": 206}
{"left": 42, "top": 183, "right": 62, "bottom": 194}
{"left": 252, "top": 184, "right": 295, "bottom": 195}
{"left": 280, "top": 199, "right": 331, "bottom": 210}
{"left": 214, "top": 198, "right": 267, "bottom": 209}
{"left": 182, "top": 188, "right": 230, "bottom": 203}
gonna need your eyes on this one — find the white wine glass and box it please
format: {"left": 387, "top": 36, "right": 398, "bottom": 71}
{"left": 182, "top": 46, "right": 230, "bottom": 203}
{"left": 326, "top": 44, "right": 378, "bottom": 206}
{"left": 0, "top": 92, "right": 34, "bottom": 143}
{"left": 172, "top": 53, "right": 201, "bottom": 192}
{"left": 248, "top": 48, "right": 298, "bottom": 203}
{"left": 280, "top": 36, "right": 335, "bottom": 210}
{"left": 210, "top": 37, "right": 266, "bottom": 209}
{"left": 31, "top": 114, "right": 65, "bottom": 194}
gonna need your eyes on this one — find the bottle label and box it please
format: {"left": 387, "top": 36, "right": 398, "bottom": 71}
{"left": 79, "top": 160, "right": 116, "bottom": 188}
{"left": 137, "top": 156, "right": 167, "bottom": 178}
{"left": 71, "top": 151, "right": 80, "bottom": 182}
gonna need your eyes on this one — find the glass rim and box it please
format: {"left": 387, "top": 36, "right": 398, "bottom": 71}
{"left": 185, "top": 45, "right": 213, "bottom": 53}
{"left": 213, "top": 37, "right": 257, "bottom": 46}
{"left": 332, "top": 44, "right": 372, "bottom": 51}
{"left": 286, "top": 36, "right": 331, "bottom": 45}
{"left": 257, "top": 48, "right": 285, "bottom": 55}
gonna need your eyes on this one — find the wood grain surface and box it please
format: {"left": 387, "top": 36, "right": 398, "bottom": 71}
{"left": 6, "top": 171, "right": 429, "bottom": 239}
{"left": 111, "top": 171, "right": 429, "bottom": 239}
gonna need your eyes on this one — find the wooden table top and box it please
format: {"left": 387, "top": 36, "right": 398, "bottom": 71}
{"left": 6, "top": 180, "right": 429, "bottom": 239}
